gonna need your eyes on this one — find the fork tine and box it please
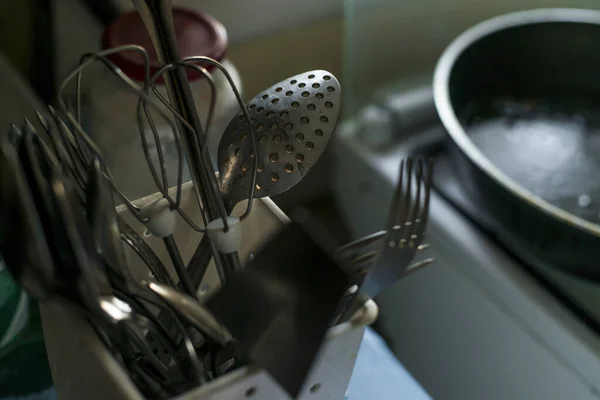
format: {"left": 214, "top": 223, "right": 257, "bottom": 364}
{"left": 337, "top": 230, "right": 386, "bottom": 259}
{"left": 415, "top": 159, "right": 433, "bottom": 236}
{"left": 400, "top": 158, "right": 413, "bottom": 226}
{"left": 407, "top": 159, "right": 423, "bottom": 241}
{"left": 345, "top": 251, "right": 378, "bottom": 267}
{"left": 404, "top": 257, "right": 435, "bottom": 277}
{"left": 386, "top": 159, "right": 404, "bottom": 229}
{"left": 418, "top": 158, "right": 434, "bottom": 235}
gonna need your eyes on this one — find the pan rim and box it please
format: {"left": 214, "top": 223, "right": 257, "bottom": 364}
{"left": 433, "top": 7, "right": 600, "bottom": 238}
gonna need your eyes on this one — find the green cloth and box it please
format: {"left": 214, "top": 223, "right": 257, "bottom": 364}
{"left": 0, "top": 268, "right": 52, "bottom": 397}
{"left": 0, "top": 267, "right": 21, "bottom": 343}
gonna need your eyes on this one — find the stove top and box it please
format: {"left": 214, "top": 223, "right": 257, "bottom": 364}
{"left": 410, "top": 134, "right": 600, "bottom": 334}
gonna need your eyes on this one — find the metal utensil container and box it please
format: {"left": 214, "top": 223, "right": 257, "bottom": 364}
{"left": 39, "top": 183, "right": 377, "bottom": 400}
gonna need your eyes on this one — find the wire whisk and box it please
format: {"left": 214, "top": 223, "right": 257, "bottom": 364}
{"left": 58, "top": 45, "right": 258, "bottom": 233}
{"left": 52, "top": 45, "right": 261, "bottom": 293}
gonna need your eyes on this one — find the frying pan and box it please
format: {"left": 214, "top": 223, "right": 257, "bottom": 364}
{"left": 434, "top": 8, "right": 600, "bottom": 282}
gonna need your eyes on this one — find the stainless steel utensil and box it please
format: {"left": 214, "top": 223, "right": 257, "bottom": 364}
{"left": 189, "top": 70, "right": 342, "bottom": 286}
{"left": 205, "top": 217, "right": 348, "bottom": 397}
{"left": 0, "top": 128, "right": 56, "bottom": 299}
{"left": 87, "top": 158, "right": 130, "bottom": 290}
{"left": 117, "top": 218, "right": 173, "bottom": 286}
{"left": 50, "top": 165, "right": 189, "bottom": 384}
{"left": 147, "top": 281, "right": 232, "bottom": 346}
{"left": 44, "top": 106, "right": 175, "bottom": 288}
{"left": 219, "top": 70, "right": 341, "bottom": 207}
{"left": 361, "top": 158, "right": 433, "bottom": 297}
{"left": 335, "top": 158, "right": 433, "bottom": 324}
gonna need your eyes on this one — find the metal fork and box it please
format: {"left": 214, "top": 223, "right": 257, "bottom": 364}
{"left": 360, "top": 158, "right": 433, "bottom": 298}
{"left": 333, "top": 158, "right": 434, "bottom": 324}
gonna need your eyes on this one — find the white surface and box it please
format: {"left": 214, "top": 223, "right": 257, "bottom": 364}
{"left": 141, "top": 198, "right": 176, "bottom": 238}
{"left": 206, "top": 216, "right": 242, "bottom": 254}
{"left": 334, "top": 121, "right": 600, "bottom": 400}
{"left": 346, "top": 327, "right": 431, "bottom": 400}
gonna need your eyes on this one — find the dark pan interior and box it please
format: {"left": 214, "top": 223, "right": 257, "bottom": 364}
{"left": 449, "top": 21, "right": 600, "bottom": 224}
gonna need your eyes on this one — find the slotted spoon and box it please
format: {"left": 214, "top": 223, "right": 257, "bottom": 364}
{"left": 188, "top": 70, "right": 341, "bottom": 286}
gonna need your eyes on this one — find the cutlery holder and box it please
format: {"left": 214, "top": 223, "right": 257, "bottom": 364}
{"left": 40, "top": 183, "right": 377, "bottom": 400}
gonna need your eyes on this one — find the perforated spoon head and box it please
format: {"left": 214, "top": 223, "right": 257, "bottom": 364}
{"left": 218, "top": 70, "right": 341, "bottom": 207}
